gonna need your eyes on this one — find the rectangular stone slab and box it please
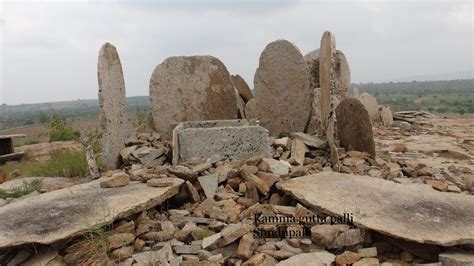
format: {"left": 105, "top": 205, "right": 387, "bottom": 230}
{"left": 278, "top": 172, "right": 474, "bottom": 246}
{"left": 172, "top": 119, "right": 271, "bottom": 165}
{"left": 0, "top": 176, "right": 183, "bottom": 248}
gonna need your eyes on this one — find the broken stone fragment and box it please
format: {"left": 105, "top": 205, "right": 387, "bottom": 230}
{"left": 100, "top": 172, "right": 130, "bottom": 188}
{"left": 141, "top": 231, "right": 173, "bottom": 241}
{"left": 289, "top": 132, "right": 327, "bottom": 150}
{"left": 174, "top": 245, "right": 201, "bottom": 255}
{"left": 147, "top": 177, "right": 176, "bottom": 187}
{"left": 108, "top": 233, "right": 135, "bottom": 250}
{"left": 263, "top": 158, "right": 291, "bottom": 177}
{"left": 110, "top": 246, "right": 133, "bottom": 261}
{"left": 353, "top": 257, "right": 380, "bottom": 266}
{"left": 439, "top": 250, "right": 474, "bottom": 265}
{"left": 185, "top": 181, "right": 201, "bottom": 203}
{"left": 236, "top": 233, "right": 258, "bottom": 260}
{"left": 243, "top": 253, "right": 278, "bottom": 266}
{"left": 358, "top": 247, "right": 377, "bottom": 258}
{"left": 335, "top": 251, "right": 362, "bottom": 265}
{"left": 290, "top": 139, "right": 308, "bottom": 166}
{"left": 198, "top": 174, "right": 218, "bottom": 199}
{"left": 277, "top": 251, "right": 336, "bottom": 265}
{"left": 169, "top": 166, "right": 198, "bottom": 181}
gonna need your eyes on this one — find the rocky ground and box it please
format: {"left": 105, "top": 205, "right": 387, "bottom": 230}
{"left": 0, "top": 116, "right": 473, "bottom": 265}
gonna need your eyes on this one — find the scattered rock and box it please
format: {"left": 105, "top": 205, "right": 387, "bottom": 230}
{"left": 100, "top": 172, "right": 130, "bottom": 188}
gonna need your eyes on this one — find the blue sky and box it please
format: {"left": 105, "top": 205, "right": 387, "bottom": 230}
{"left": 1, "top": 0, "right": 472, "bottom": 104}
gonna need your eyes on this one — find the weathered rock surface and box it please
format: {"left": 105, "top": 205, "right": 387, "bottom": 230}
{"left": 439, "top": 250, "right": 474, "bottom": 265}
{"left": 0, "top": 176, "right": 183, "bottom": 248}
{"left": 359, "top": 92, "right": 380, "bottom": 122}
{"left": 98, "top": 42, "right": 131, "bottom": 170}
{"left": 279, "top": 172, "right": 474, "bottom": 246}
{"left": 172, "top": 120, "right": 271, "bottom": 165}
{"left": 149, "top": 55, "right": 238, "bottom": 138}
{"left": 245, "top": 39, "right": 312, "bottom": 136}
{"left": 335, "top": 98, "right": 376, "bottom": 158}
{"left": 231, "top": 74, "right": 253, "bottom": 102}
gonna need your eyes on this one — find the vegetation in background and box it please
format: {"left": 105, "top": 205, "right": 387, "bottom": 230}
{"left": 0, "top": 179, "right": 41, "bottom": 199}
{"left": 357, "top": 79, "right": 474, "bottom": 114}
{"left": 46, "top": 114, "right": 80, "bottom": 142}
{"left": 13, "top": 139, "right": 40, "bottom": 147}
{"left": 0, "top": 151, "right": 89, "bottom": 178}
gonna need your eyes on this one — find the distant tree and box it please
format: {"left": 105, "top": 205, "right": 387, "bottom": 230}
{"left": 47, "top": 114, "right": 80, "bottom": 142}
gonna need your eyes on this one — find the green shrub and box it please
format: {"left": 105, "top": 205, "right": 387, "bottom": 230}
{"left": 0, "top": 179, "right": 41, "bottom": 199}
{"left": 47, "top": 114, "right": 80, "bottom": 142}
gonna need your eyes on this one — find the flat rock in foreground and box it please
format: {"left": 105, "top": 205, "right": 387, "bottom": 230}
{"left": 0, "top": 176, "right": 183, "bottom": 248}
{"left": 279, "top": 172, "right": 474, "bottom": 246}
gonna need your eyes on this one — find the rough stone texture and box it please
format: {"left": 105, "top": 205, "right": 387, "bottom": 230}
{"left": 245, "top": 39, "right": 312, "bottom": 136}
{"left": 172, "top": 120, "right": 271, "bottom": 165}
{"left": 349, "top": 86, "right": 360, "bottom": 98}
{"left": 380, "top": 106, "right": 394, "bottom": 127}
{"left": 335, "top": 98, "right": 376, "bottom": 158}
{"left": 149, "top": 55, "right": 238, "bottom": 139}
{"left": 359, "top": 92, "right": 380, "bottom": 122}
{"left": 319, "top": 32, "right": 339, "bottom": 169}
{"left": 279, "top": 172, "right": 474, "bottom": 246}
{"left": 0, "top": 176, "right": 183, "bottom": 248}
{"left": 335, "top": 50, "right": 351, "bottom": 99}
{"left": 98, "top": 42, "right": 131, "bottom": 170}
{"left": 231, "top": 75, "right": 253, "bottom": 102}
{"left": 277, "top": 251, "right": 336, "bottom": 265}
{"left": 198, "top": 174, "right": 218, "bottom": 199}
{"left": 439, "top": 250, "right": 474, "bottom": 265}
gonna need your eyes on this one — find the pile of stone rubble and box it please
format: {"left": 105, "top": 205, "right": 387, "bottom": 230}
{"left": 0, "top": 31, "right": 473, "bottom": 265}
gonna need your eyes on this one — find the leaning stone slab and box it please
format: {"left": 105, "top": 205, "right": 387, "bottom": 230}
{"left": 0, "top": 176, "right": 183, "bottom": 248}
{"left": 231, "top": 74, "right": 253, "bottom": 103}
{"left": 279, "top": 172, "right": 474, "bottom": 246}
{"left": 172, "top": 120, "right": 271, "bottom": 165}
{"left": 98, "top": 42, "right": 131, "bottom": 170}
{"left": 246, "top": 39, "right": 311, "bottom": 136}
{"left": 149, "top": 55, "right": 237, "bottom": 139}
{"left": 335, "top": 98, "right": 375, "bottom": 158}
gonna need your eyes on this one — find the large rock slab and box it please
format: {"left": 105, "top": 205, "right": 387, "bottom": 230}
{"left": 98, "top": 42, "right": 131, "bottom": 170}
{"left": 335, "top": 98, "right": 375, "bottom": 158}
{"left": 149, "top": 55, "right": 238, "bottom": 139}
{"left": 172, "top": 120, "right": 271, "bottom": 165}
{"left": 0, "top": 176, "right": 183, "bottom": 248}
{"left": 277, "top": 251, "right": 335, "bottom": 265}
{"left": 245, "top": 39, "right": 311, "bottom": 136}
{"left": 359, "top": 92, "right": 380, "bottom": 122}
{"left": 319, "top": 31, "right": 339, "bottom": 168}
{"left": 279, "top": 172, "right": 474, "bottom": 246}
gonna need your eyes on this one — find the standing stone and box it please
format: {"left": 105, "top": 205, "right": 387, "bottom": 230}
{"left": 319, "top": 31, "right": 339, "bottom": 169}
{"left": 335, "top": 98, "right": 375, "bottom": 158}
{"left": 231, "top": 75, "right": 253, "bottom": 103}
{"left": 359, "top": 92, "right": 380, "bottom": 122}
{"left": 380, "top": 106, "right": 394, "bottom": 127}
{"left": 245, "top": 40, "right": 312, "bottom": 136}
{"left": 98, "top": 42, "right": 131, "bottom": 170}
{"left": 149, "top": 56, "right": 238, "bottom": 139}
{"left": 335, "top": 51, "right": 351, "bottom": 99}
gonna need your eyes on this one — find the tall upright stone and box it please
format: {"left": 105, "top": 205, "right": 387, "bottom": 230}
{"left": 319, "top": 31, "right": 339, "bottom": 169}
{"left": 359, "top": 92, "right": 380, "bottom": 122}
{"left": 149, "top": 56, "right": 238, "bottom": 139}
{"left": 98, "top": 42, "right": 130, "bottom": 170}
{"left": 335, "top": 98, "right": 375, "bottom": 158}
{"left": 380, "top": 106, "right": 393, "bottom": 127}
{"left": 245, "top": 40, "right": 312, "bottom": 136}
{"left": 304, "top": 48, "right": 351, "bottom": 134}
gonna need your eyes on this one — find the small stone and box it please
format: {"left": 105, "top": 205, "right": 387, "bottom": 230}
{"left": 447, "top": 185, "right": 462, "bottom": 193}
{"left": 147, "top": 178, "right": 175, "bottom": 187}
{"left": 274, "top": 137, "right": 290, "bottom": 150}
{"left": 169, "top": 166, "right": 198, "bottom": 180}
{"left": 353, "top": 257, "right": 380, "bottom": 266}
{"left": 108, "top": 233, "right": 135, "bottom": 250}
{"left": 426, "top": 180, "right": 448, "bottom": 192}
{"left": 100, "top": 173, "right": 130, "bottom": 188}
{"left": 198, "top": 174, "right": 218, "bottom": 199}
{"left": 400, "top": 251, "right": 414, "bottom": 262}
{"left": 134, "top": 238, "right": 145, "bottom": 252}
{"left": 185, "top": 181, "right": 201, "bottom": 203}
{"left": 358, "top": 247, "right": 377, "bottom": 258}
{"left": 192, "top": 162, "right": 213, "bottom": 174}
{"left": 276, "top": 251, "right": 335, "bottom": 265}
{"left": 141, "top": 231, "right": 172, "bottom": 241}
{"left": 336, "top": 251, "right": 362, "bottom": 265}
{"left": 112, "top": 221, "right": 135, "bottom": 235}
{"left": 263, "top": 158, "right": 291, "bottom": 177}
{"left": 236, "top": 233, "right": 258, "bottom": 260}
{"left": 191, "top": 228, "right": 214, "bottom": 240}
{"left": 202, "top": 233, "right": 222, "bottom": 250}
{"left": 110, "top": 246, "right": 134, "bottom": 261}
{"left": 174, "top": 222, "right": 198, "bottom": 241}
{"left": 290, "top": 139, "right": 308, "bottom": 166}
{"left": 174, "top": 245, "right": 201, "bottom": 255}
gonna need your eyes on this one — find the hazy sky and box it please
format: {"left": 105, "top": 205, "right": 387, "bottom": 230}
{"left": 0, "top": 0, "right": 472, "bottom": 105}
